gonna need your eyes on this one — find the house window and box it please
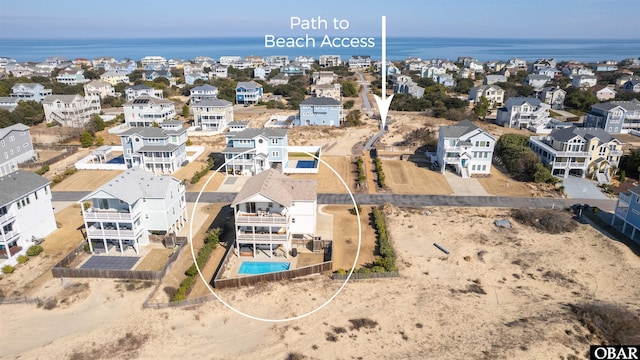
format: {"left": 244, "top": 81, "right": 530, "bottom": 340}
{"left": 272, "top": 151, "right": 279, "bottom": 157}
{"left": 292, "top": 218, "right": 296, "bottom": 223}
{"left": 44, "top": 186, "right": 48, "bottom": 195}
{"left": 35, "top": 191, "right": 38, "bottom": 200}
{"left": 271, "top": 139, "right": 278, "bottom": 144}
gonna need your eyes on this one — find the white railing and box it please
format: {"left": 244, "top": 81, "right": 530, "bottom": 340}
{"left": 618, "top": 192, "right": 632, "bottom": 204}
{"left": 609, "top": 150, "right": 623, "bottom": 157}
{"left": 86, "top": 228, "right": 135, "bottom": 238}
{"left": 0, "top": 211, "right": 16, "bottom": 226}
{"left": 0, "top": 230, "right": 20, "bottom": 243}
{"left": 555, "top": 151, "right": 590, "bottom": 158}
{"left": 235, "top": 214, "right": 289, "bottom": 225}
{"left": 553, "top": 162, "right": 588, "bottom": 169}
{"left": 236, "top": 233, "right": 288, "bottom": 242}
{"left": 84, "top": 208, "right": 137, "bottom": 221}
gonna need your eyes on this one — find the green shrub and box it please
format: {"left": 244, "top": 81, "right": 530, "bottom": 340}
{"left": 17, "top": 255, "right": 29, "bottom": 264}
{"left": 620, "top": 170, "right": 626, "bottom": 183}
{"left": 349, "top": 205, "right": 362, "bottom": 215}
{"left": 83, "top": 243, "right": 90, "bottom": 252}
{"left": 374, "top": 157, "right": 386, "bottom": 188}
{"left": 1, "top": 265, "right": 14, "bottom": 274}
{"left": 35, "top": 164, "right": 50, "bottom": 175}
{"left": 336, "top": 268, "right": 347, "bottom": 276}
{"left": 26, "top": 245, "right": 43, "bottom": 256}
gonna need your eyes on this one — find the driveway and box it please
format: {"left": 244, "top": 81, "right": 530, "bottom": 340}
{"left": 443, "top": 172, "right": 492, "bottom": 196}
{"left": 561, "top": 176, "right": 609, "bottom": 200}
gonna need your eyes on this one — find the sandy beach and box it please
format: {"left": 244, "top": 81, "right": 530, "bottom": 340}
{"left": 2, "top": 205, "right": 639, "bottom": 360}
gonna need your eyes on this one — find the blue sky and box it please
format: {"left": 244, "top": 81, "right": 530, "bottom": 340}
{"left": 1, "top": 0, "right": 639, "bottom": 39}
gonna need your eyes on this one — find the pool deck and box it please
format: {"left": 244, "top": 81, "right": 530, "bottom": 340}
{"left": 223, "top": 249, "right": 298, "bottom": 278}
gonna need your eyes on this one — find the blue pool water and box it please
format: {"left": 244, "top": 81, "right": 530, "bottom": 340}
{"left": 238, "top": 261, "right": 291, "bottom": 275}
{"left": 296, "top": 160, "right": 316, "bottom": 169}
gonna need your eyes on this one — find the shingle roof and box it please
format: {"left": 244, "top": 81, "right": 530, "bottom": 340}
{"left": 231, "top": 168, "right": 317, "bottom": 207}
{"left": 549, "top": 126, "right": 616, "bottom": 143}
{"left": 236, "top": 81, "right": 262, "bottom": 90}
{"left": 591, "top": 99, "right": 640, "bottom": 112}
{"left": 439, "top": 119, "right": 481, "bottom": 138}
{"left": 80, "top": 168, "right": 180, "bottom": 204}
{"left": 0, "top": 123, "right": 28, "bottom": 140}
{"left": 11, "top": 83, "right": 42, "bottom": 90}
{"left": 0, "top": 170, "right": 50, "bottom": 207}
{"left": 125, "top": 96, "right": 173, "bottom": 106}
{"left": 226, "top": 128, "right": 288, "bottom": 140}
{"left": 42, "top": 94, "right": 83, "bottom": 104}
{"left": 300, "top": 97, "right": 341, "bottom": 106}
{"left": 191, "top": 84, "right": 218, "bottom": 92}
{"left": 192, "top": 99, "right": 232, "bottom": 107}
{"left": 504, "top": 97, "right": 543, "bottom": 108}
{"left": 126, "top": 84, "right": 153, "bottom": 91}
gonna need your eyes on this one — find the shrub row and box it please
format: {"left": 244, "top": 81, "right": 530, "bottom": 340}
{"left": 1, "top": 245, "right": 44, "bottom": 274}
{"left": 355, "top": 157, "right": 366, "bottom": 184}
{"left": 51, "top": 167, "right": 78, "bottom": 186}
{"left": 374, "top": 157, "right": 386, "bottom": 188}
{"left": 190, "top": 157, "right": 214, "bottom": 185}
{"left": 172, "top": 229, "right": 220, "bottom": 302}
{"left": 371, "top": 208, "right": 397, "bottom": 272}
{"left": 35, "top": 164, "right": 50, "bottom": 175}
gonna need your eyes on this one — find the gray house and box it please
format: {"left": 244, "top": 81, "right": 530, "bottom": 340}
{"left": 119, "top": 126, "right": 187, "bottom": 174}
{"left": 222, "top": 128, "right": 288, "bottom": 175}
{"left": 0, "top": 124, "right": 36, "bottom": 176}
{"left": 584, "top": 99, "right": 640, "bottom": 134}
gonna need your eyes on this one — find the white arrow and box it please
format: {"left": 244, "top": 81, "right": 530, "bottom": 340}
{"left": 373, "top": 15, "right": 393, "bottom": 131}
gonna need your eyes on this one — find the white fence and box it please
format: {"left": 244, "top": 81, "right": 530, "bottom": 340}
{"left": 185, "top": 146, "right": 205, "bottom": 162}
{"left": 282, "top": 146, "right": 321, "bottom": 174}
{"left": 75, "top": 146, "right": 127, "bottom": 170}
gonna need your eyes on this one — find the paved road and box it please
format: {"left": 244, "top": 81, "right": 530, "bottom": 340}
{"left": 53, "top": 191, "right": 616, "bottom": 212}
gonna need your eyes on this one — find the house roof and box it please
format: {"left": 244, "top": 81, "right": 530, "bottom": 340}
{"left": 42, "top": 94, "right": 83, "bottom": 104}
{"left": 125, "top": 96, "right": 173, "bottom": 106}
{"left": 226, "top": 128, "right": 288, "bottom": 140}
{"left": 80, "top": 168, "right": 180, "bottom": 204}
{"left": 192, "top": 99, "right": 232, "bottom": 107}
{"left": 120, "top": 127, "right": 168, "bottom": 138}
{"left": 231, "top": 168, "right": 317, "bottom": 207}
{"left": 504, "top": 97, "right": 543, "bottom": 108}
{"left": 0, "top": 170, "right": 50, "bottom": 207}
{"left": 591, "top": 99, "right": 640, "bottom": 112}
{"left": 126, "top": 84, "right": 153, "bottom": 91}
{"left": 470, "top": 84, "right": 503, "bottom": 93}
{"left": 138, "top": 144, "right": 180, "bottom": 152}
{"left": 440, "top": 119, "right": 483, "bottom": 138}
{"left": 0, "top": 123, "right": 29, "bottom": 140}
{"left": 11, "top": 83, "right": 42, "bottom": 90}
{"left": 229, "top": 121, "right": 249, "bottom": 126}
{"left": 549, "top": 126, "right": 616, "bottom": 143}
{"left": 191, "top": 84, "right": 218, "bottom": 92}
{"left": 300, "top": 97, "right": 341, "bottom": 106}
{"left": 236, "top": 81, "right": 262, "bottom": 90}
{"left": 86, "top": 80, "right": 112, "bottom": 88}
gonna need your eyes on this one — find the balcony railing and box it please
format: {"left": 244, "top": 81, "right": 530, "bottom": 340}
{"left": 86, "top": 226, "right": 136, "bottom": 238}
{"left": 553, "top": 162, "right": 588, "bottom": 169}
{"left": 0, "top": 229, "right": 20, "bottom": 243}
{"left": 0, "top": 211, "right": 16, "bottom": 227}
{"left": 609, "top": 150, "right": 623, "bottom": 157}
{"left": 236, "top": 213, "right": 289, "bottom": 225}
{"left": 236, "top": 233, "right": 288, "bottom": 242}
{"left": 615, "top": 206, "right": 628, "bottom": 219}
{"left": 84, "top": 207, "right": 139, "bottom": 221}
{"left": 618, "top": 192, "right": 632, "bottom": 205}
{"left": 556, "top": 151, "right": 591, "bottom": 158}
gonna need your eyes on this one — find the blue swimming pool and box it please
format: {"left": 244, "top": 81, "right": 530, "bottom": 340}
{"left": 296, "top": 160, "right": 316, "bottom": 169}
{"left": 238, "top": 261, "right": 291, "bottom": 275}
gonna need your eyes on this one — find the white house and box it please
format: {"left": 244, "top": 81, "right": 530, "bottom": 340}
{"left": 191, "top": 99, "right": 234, "bottom": 132}
{"left": 0, "top": 170, "right": 56, "bottom": 266}
{"left": 140, "top": 56, "right": 168, "bottom": 68}
{"left": 209, "top": 65, "right": 228, "bottom": 79}
{"left": 529, "top": 126, "right": 623, "bottom": 180}
{"left": 593, "top": 85, "right": 617, "bottom": 101}
{"left": 311, "top": 71, "right": 338, "bottom": 85}
{"left": 124, "top": 96, "right": 176, "bottom": 127}
{"left": 10, "top": 83, "right": 52, "bottom": 102}
{"left": 56, "top": 67, "right": 89, "bottom": 85}
{"left": 84, "top": 80, "right": 116, "bottom": 99}
{"left": 42, "top": 94, "right": 102, "bottom": 127}
{"left": 483, "top": 75, "right": 507, "bottom": 85}
{"left": 0, "top": 97, "right": 19, "bottom": 112}
{"left": 496, "top": 97, "right": 551, "bottom": 128}
{"left": 78, "top": 168, "right": 187, "bottom": 255}
{"left": 348, "top": 56, "right": 371, "bottom": 68}
{"left": 0, "top": 124, "right": 35, "bottom": 176}
{"left": 525, "top": 74, "right": 552, "bottom": 89}
{"left": 125, "top": 84, "right": 164, "bottom": 101}
{"left": 189, "top": 84, "right": 218, "bottom": 105}
{"left": 231, "top": 168, "right": 317, "bottom": 258}
{"left": 539, "top": 86, "right": 567, "bottom": 110}
{"left": 436, "top": 119, "right": 495, "bottom": 178}
{"left": 319, "top": 55, "right": 342, "bottom": 68}
{"left": 468, "top": 85, "right": 504, "bottom": 108}
{"left": 572, "top": 75, "right": 598, "bottom": 89}
{"left": 119, "top": 126, "right": 187, "bottom": 174}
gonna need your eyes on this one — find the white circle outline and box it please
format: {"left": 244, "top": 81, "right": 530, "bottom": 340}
{"left": 188, "top": 148, "right": 362, "bottom": 322}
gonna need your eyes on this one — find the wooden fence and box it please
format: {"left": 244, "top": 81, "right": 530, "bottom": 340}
{"left": 0, "top": 296, "right": 41, "bottom": 305}
{"left": 50, "top": 238, "right": 187, "bottom": 281}
{"left": 19, "top": 146, "right": 78, "bottom": 169}
{"left": 213, "top": 261, "right": 333, "bottom": 289}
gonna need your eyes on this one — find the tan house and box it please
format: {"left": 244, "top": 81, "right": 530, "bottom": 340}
{"left": 593, "top": 85, "right": 617, "bottom": 101}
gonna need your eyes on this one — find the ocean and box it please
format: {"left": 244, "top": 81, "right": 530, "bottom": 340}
{"left": 0, "top": 37, "right": 639, "bottom": 63}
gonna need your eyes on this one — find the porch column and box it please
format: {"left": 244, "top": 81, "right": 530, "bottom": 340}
{"left": 611, "top": 215, "right": 615, "bottom": 226}
{"left": 632, "top": 227, "right": 637, "bottom": 240}
{"left": 118, "top": 239, "right": 124, "bottom": 254}
{"left": 269, "top": 243, "right": 273, "bottom": 258}
{"left": 253, "top": 243, "right": 256, "bottom": 258}
{"left": 102, "top": 238, "right": 108, "bottom": 254}
{"left": 623, "top": 222, "right": 627, "bottom": 233}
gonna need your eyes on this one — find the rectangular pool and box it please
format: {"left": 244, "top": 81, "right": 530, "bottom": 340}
{"left": 238, "top": 261, "right": 291, "bottom": 275}
{"left": 296, "top": 160, "right": 316, "bottom": 169}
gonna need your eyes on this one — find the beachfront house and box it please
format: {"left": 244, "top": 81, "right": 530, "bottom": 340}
{"left": 436, "top": 119, "right": 495, "bottom": 178}
{"left": 191, "top": 99, "right": 233, "bottom": 132}
{"left": 235, "top": 81, "right": 263, "bottom": 104}
{"left": 468, "top": 85, "right": 504, "bottom": 108}
{"left": 123, "top": 96, "right": 176, "bottom": 127}
{"left": 611, "top": 186, "right": 640, "bottom": 241}
{"left": 525, "top": 74, "right": 552, "bottom": 89}
{"left": 348, "top": 56, "right": 371, "bottom": 69}
{"left": 496, "top": 97, "right": 551, "bottom": 128}
{"left": 84, "top": 80, "right": 116, "bottom": 99}
{"left": 222, "top": 128, "right": 288, "bottom": 175}
{"left": 42, "top": 94, "right": 101, "bottom": 127}
{"left": 140, "top": 56, "right": 167, "bottom": 68}
{"left": 0, "top": 170, "right": 56, "bottom": 267}
{"left": 0, "top": 124, "right": 36, "bottom": 177}
{"left": 78, "top": 168, "right": 187, "bottom": 255}
{"left": 125, "top": 84, "right": 164, "bottom": 101}
{"left": 297, "top": 97, "right": 343, "bottom": 126}
{"left": 584, "top": 99, "right": 640, "bottom": 134}
{"left": 538, "top": 86, "right": 566, "bottom": 110}
{"left": 189, "top": 84, "right": 219, "bottom": 105}
{"left": 319, "top": 55, "right": 342, "bottom": 68}
{"left": 119, "top": 126, "right": 187, "bottom": 174}
{"left": 529, "top": 126, "right": 623, "bottom": 180}
{"left": 231, "top": 168, "right": 317, "bottom": 259}
{"left": 10, "top": 83, "right": 52, "bottom": 102}
{"left": 103, "top": 61, "right": 137, "bottom": 74}
{"left": 483, "top": 74, "right": 507, "bottom": 85}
